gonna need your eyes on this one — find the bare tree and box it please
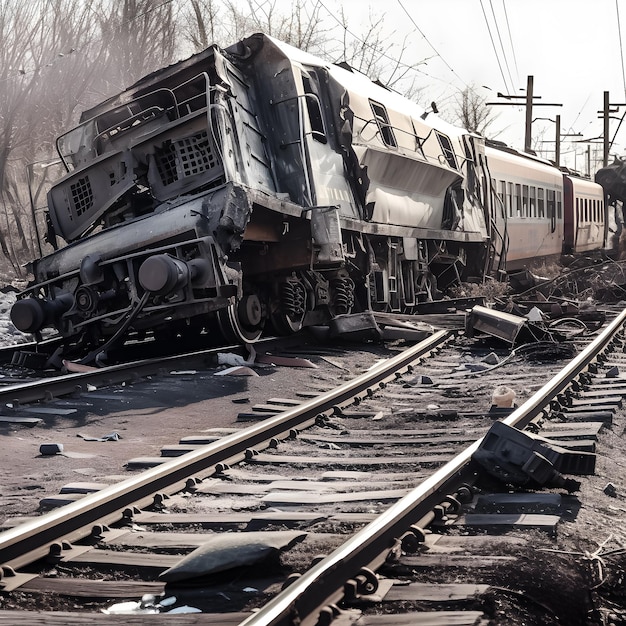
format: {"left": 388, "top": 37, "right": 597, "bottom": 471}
{"left": 0, "top": 0, "right": 181, "bottom": 276}
{"left": 334, "top": 7, "right": 424, "bottom": 100}
{"left": 90, "top": 0, "right": 178, "bottom": 97}
{"left": 453, "top": 84, "right": 500, "bottom": 137}
{"left": 180, "top": 0, "right": 221, "bottom": 51}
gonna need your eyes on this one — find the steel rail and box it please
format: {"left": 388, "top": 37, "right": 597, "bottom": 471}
{"left": 240, "top": 307, "right": 626, "bottom": 626}
{"left": 0, "top": 330, "right": 451, "bottom": 571}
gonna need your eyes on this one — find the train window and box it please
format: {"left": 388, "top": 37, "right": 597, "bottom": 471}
{"left": 547, "top": 189, "right": 555, "bottom": 219}
{"left": 584, "top": 198, "right": 588, "bottom": 222}
{"left": 302, "top": 73, "right": 327, "bottom": 144}
{"left": 576, "top": 198, "right": 580, "bottom": 223}
{"left": 506, "top": 182, "right": 513, "bottom": 217}
{"left": 537, "top": 188, "right": 545, "bottom": 217}
{"left": 514, "top": 183, "right": 521, "bottom": 217}
{"left": 435, "top": 132, "right": 458, "bottom": 170}
{"left": 497, "top": 180, "right": 505, "bottom": 214}
{"left": 556, "top": 191, "right": 562, "bottom": 219}
{"left": 529, "top": 186, "right": 536, "bottom": 217}
{"left": 522, "top": 185, "right": 529, "bottom": 217}
{"left": 369, "top": 100, "right": 397, "bottom": 148}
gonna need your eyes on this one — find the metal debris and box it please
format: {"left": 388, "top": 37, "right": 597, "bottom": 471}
{"left": 473, "top": 421, "right": 595, "bottom": 492}
{"left": 159, "top": 530, "right": 307, "bottom": 583}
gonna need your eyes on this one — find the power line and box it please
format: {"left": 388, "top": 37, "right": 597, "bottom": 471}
{"left": 395, "top": 0, "right": 467, "bottom": 87}
{"left": 488, "top": 0, "right": 515, "bottom": 91}
{"left": 501, "top": 0, "right": 519, "bottom": 85}
{"left": 616, "top": 0, "right": 626, "bottom": 101}
{"left": 316, "top": 0, "right": 448, "bottom": 87}
{"left": 479, "top": 0, "right": 513, "bottom": 93}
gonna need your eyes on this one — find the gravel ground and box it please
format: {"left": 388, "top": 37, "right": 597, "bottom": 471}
{"left": 0, "top": 290, "right": 626, "bottom": 623}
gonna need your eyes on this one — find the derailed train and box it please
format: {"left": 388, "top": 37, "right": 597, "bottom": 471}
{"left": 10, "top": 34, "right": 611, "bottom": 354}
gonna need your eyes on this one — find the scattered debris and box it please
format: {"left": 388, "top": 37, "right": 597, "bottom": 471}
{"left": 473, "top": 421, "right": 595, "bottom": 492}
{"left": 217, "top": 352, "right": 254, "bottom": 367}
{"left": 465, "top": 305, "right": 557, "bottom": 345}
{"left": 77, "top": 431, "right": 122, "bottom": 442}
{"left": 255, "top": 354, "right": 317, "bottom": 368}
{"left": 39, "top": 443, "right": 63, "bottom": 455}
{"left": 328, "top": 311, "right": 383, "bottom": 342}
{"left": 159, "top": 530, "right": 307, "bottom": 583}
{"left": 604, "top": 483, "right": 618, "bottom": 498}
{"left": 102, "top": 594, "right": 199, "bottom": 615}
{"left": 214, "top": 366, "right": 259, "bottom": 377}
{"left": 62, "top": 360, "right": 98, "bottom": 373}
{"left": 491, "top": 385, "right": 516, "bottom": 408}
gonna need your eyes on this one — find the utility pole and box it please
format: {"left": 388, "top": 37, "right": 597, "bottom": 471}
{"left": 487, "top": 75, "right": 562, "bottom": 154}
{"left": 555, "top": 114, "right": 561, "bottom": 167}
{"left": 599, "top": 91, "right": 626, "bottom": 167}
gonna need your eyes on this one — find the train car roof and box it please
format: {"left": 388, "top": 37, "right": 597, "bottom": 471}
{"left": 80, "top": 33, "right": 470, "bottom": 143}
{"left": 246, "top": 34, "right": 469, "bottom": 140}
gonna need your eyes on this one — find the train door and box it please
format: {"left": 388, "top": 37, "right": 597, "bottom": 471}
{"left": 563, "top": 176, "right": 575, "bottom": 253}
{"left": 296, "top": 67, "right": 359, "bottom": 220}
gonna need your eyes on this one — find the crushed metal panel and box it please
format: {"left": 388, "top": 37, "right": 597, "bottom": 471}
{"left": 473, "top": 421, "right": 595, "bottom": 492}
{"left": 465, "top": 305, "right": 528, "bottom": 344}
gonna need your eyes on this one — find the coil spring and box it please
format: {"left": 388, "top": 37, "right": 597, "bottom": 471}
{"left": 280, "top": 281, "right": 306, "bottom": 319}
{"left": 332, "top": 277, "right": 355, "bottom": 315}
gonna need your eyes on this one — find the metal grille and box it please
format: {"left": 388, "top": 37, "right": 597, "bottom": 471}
{"left": 155, "top": 131, "right": 216, "bottom": 186}
{"left": 70, "top": 176, "right": 94, "bottom": 218}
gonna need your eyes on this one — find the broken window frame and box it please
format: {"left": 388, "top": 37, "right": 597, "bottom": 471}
{"left": 369, "top": 100, "right": 398, "bottom": 148}
{"left": 435, "top": 131, "right": 458, "bottom": 170}
{"left": 301, "top": 71, "right": 328, "bottom": 144}
{"left": 56, "top": 74, "right": 212, "bottom": 172}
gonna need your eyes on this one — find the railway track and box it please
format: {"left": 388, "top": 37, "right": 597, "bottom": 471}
{"left": 0, "top": 308, "right": 625, "bottom": 624}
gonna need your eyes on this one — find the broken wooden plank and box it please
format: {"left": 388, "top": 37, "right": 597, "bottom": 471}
{"left": 261, "top": 488, "right": 411, "bottom": 506}
{"left": 248, "top": 453, "right": 448, "bottom": 466}
{"left": 65, "top": 549, "right": 180, "bottom": 571}
{"left": 384, "top": 582, "right": 490, "bottom": 602}
{"left": 0, "top": 415, "right": 41, "bottom": 426}
{"left": 473, "top": 493, "right": 562, "bottom": 514}
{"left": 343, "top": 612, "right": 487, "bottom": 625}
{"left": 451, "top": 513, "right": 561, "bottom": 534}
{"left": 19, "top": 576, "right": 164, "bottom": 598}
{"left": 0, "top": 610, "right": 253, "bottom": 624}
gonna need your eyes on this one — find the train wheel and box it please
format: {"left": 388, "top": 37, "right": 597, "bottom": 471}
{"left": 216, "top": 294, "right": 264, "bottom": 343}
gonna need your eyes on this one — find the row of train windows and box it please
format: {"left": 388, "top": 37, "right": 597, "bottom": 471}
{"left": 495, "top": 179, "right": 562, "bottom": 219}
{"left": 576, "top": 196, "right": 604, "bottom": 224}
{"left": 369, "top": 99, "right": 458, "bottom": 170}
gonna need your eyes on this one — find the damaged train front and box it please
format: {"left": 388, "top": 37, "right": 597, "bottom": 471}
{"left": 11, "top": 47, "right": 254, "bottom": 352}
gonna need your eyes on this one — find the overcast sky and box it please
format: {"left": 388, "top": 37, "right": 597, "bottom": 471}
{"left": 304, "top": 0, "right": 626, "bottom": 173}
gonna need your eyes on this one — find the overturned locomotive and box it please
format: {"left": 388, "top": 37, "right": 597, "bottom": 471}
{"left": 12, "top": 34, "right": 500, "bottom": 353}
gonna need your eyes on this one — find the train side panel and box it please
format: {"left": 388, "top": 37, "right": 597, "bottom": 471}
{"left": 486, "top": 146, "right": 564, "bottom": 271}
{"left": 563, "top": 175, "right": 605, "bottom": 253}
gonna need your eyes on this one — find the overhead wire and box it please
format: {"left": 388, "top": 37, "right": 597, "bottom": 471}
{"left": 479, "top": 0, "right": 513, "bottom": 93}
{"left": 488, "top": 0, "right": 515, "bottom": 92}
{"left": 501, "top": 0, "right": 519, "bottom": 85}
{"left": 316, "top": 0, "right": 455, "bottom": 89}
{"left": 617, "top": 0, "right": 626, "bottom": 102}
{"left": 395, "top": 0, "right": 468, "bottom": 88}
